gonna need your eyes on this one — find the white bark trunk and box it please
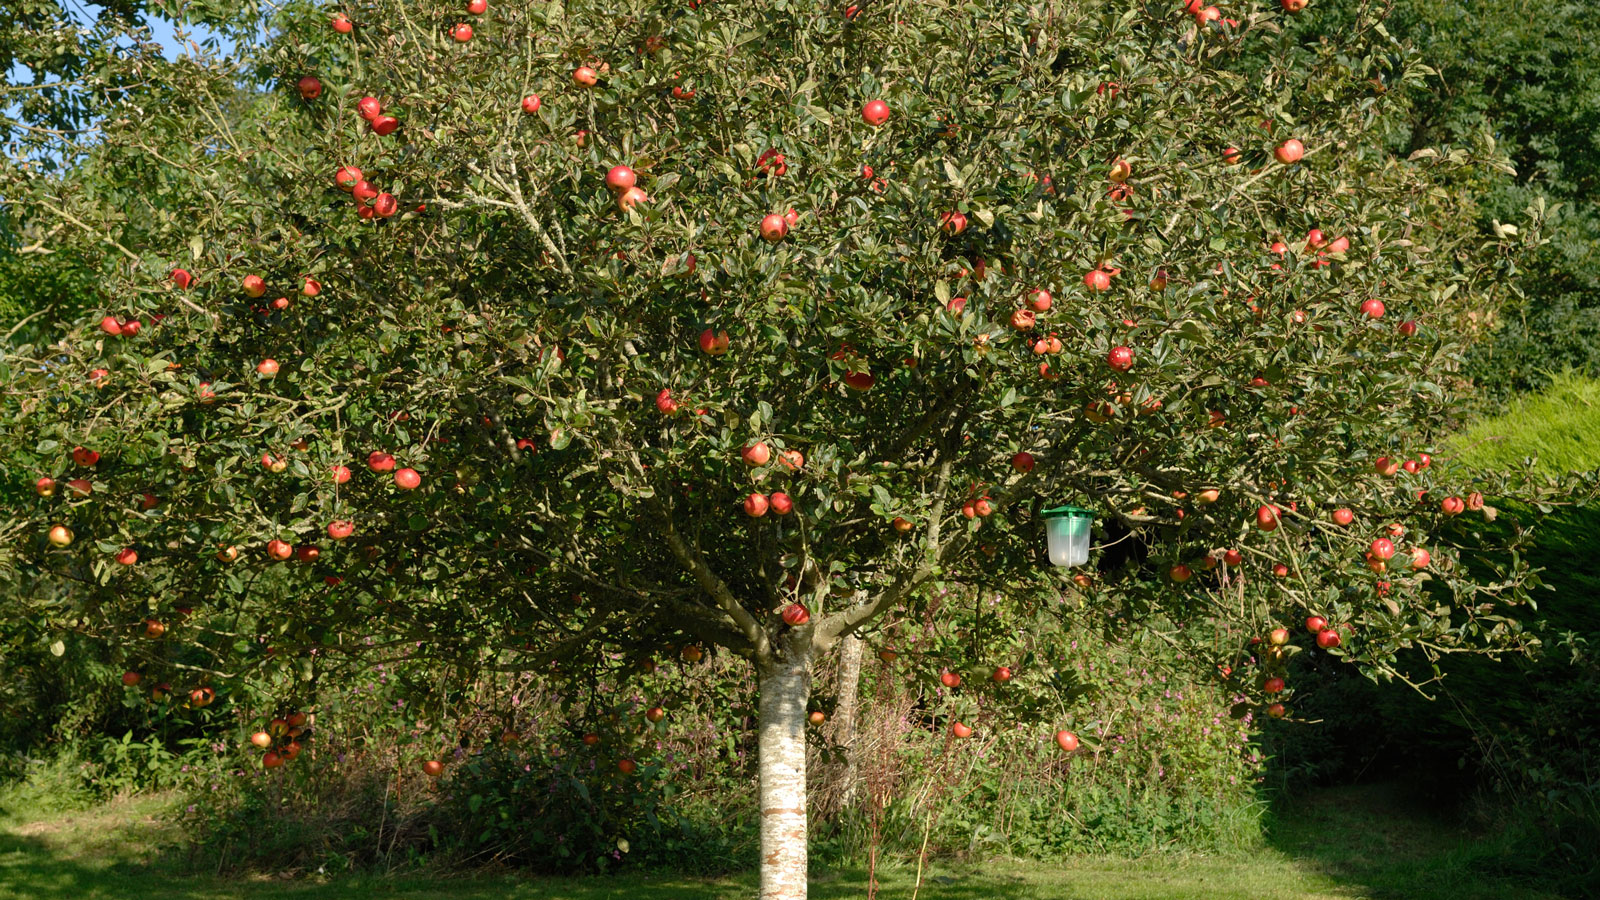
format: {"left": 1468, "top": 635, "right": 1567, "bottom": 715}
{"left": 758, "top": 654, "right": 811, "bottom": 900}
{"left": 833, "top": 634, "right": 864, "bottom": 808}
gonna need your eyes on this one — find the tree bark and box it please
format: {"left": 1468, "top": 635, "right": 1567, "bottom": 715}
{"left": 833, "top": 633, "right": 864, "bottom": 808}
{"left": 758, "top": 652, "right": 812, "bottom": 900}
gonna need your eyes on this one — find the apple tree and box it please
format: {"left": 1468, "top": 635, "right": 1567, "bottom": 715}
{"left": 0, "top": 0, "right": 1566, "bottom": 896}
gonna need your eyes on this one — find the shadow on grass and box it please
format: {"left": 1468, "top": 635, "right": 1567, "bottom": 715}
{"left": 1257, "top": 502, "right": 1600, "bottom": 900}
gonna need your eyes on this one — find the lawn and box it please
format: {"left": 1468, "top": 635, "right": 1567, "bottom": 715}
{"left": 1450, "top": 372, "right": 1600, "bottom": 474}
{"left": 0, "top": 787, "right": 1570, "bottom": 900}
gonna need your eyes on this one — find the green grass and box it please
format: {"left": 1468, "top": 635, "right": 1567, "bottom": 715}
{"left": 0, "top": 787, "right": 1572, "bottom": 900}
{"left": 1450, "top": 371, "right": 1600, "bottom": 474}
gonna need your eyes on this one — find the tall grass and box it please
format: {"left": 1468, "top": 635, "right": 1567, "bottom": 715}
{"left": 1450, "top": 372, "right": 1600, "bottom": 474}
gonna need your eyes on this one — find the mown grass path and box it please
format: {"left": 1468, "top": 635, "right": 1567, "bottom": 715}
{"left": 0, "top": 786, "right": 1568, "bottom": 900}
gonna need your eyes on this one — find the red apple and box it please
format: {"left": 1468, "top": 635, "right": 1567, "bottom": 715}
{"left": 939, "top": 211, "right": 967, "bottom": 235}
{"left": 1009, "top": 308, "right": 1035, "bottom": 331}
{"left": 373, "top": 193, "right": 398, "bottom": 218}
{"left": 368, "top": 451, "right": 395, "bottom": 473}
{"left": 1466, "top": 492, "right": 1485, "bottom": 511}
{"left": 1106, "top": 346, "right": 1135, "bottom": 372}
{"left": 122, "top": 671, "right": 143, "bottom": 687}
{"left": 1410, "top": 548, "right": 1431, "bottom": 570}
{"left": 449, "top": 23, "right": 473, "bottom": 41}
{"left": 860, "top": 99, "right": 889, "bottom": 126}
{"left": 759, "top": 214, "right": 789, "bottom": 242}
{"left": 352, "top": 180, "right": 378, "bottom": 204}
{"left": 808, "top": 711, "right": 826, "bottom": 725}
{"left": 618, "top": 759, "right": 637, "bottom": 775}
{"left": 614, "top": 186, "right": 648, "bottom": 214}
{"left": 744, "top": 493, "right": 769, "bottom": 517}
{"left": 1027, "top": 289, "right": 1052, "bottom": 312}
{"left": 1274, "top": 139, "right": 1305, "bottom": 164}
{"left": 422, "top": 760, "right": 445, "bottom": 777}
{"left": 332, "top": 12, "right": 352, "bottom": 32}
{"left": 1305, "top": 615, "right": 1327, "bottom": 633}
{"left": 1108, "top": 158, "right": 1132, "bottom": 183}
{"left": 296, "top": 76, "right": 322, "bottom": 100}
{"left": 1269, "top": 628, "right": 1290, "bottom": 646}
{"left": 34, "top": 476, "right": 55, "bottom": 497}
{"left": 66, "top": 478, "right": 92, "bottom": 496}
{"left": 261, "top": 452, "right": 287, "bottom": 473}
{"left": 371, "top": 115, "right": 399, "bottom": 136}
{"left": 256, "top": 358, "right": 279, "bottom": 377}
{"left": 295, "top": 545, "right": 319, "bottom": 564}
{"left": 950, "top": 722, "right": 973, "bottom": 739}
{"left": 332, "top": 464, "right": 352, "bottom": 484}
{"left": 769, "top": 491, "right": 794, "bottom": 515}
{"left": 1369, "top": 538, "right": 1395, "bottom": 560}
{"left": 698, "top": 329, "right": 729, "bottom": 356}
{"left": 98, "top": 315, "right": 123, "bottom": 336}
{"left": 263, "top": 751, "right": 284, "bottom": 769}
{"left": 114, "top": 547, "right": 138, "bottom": 566}
{"left": 1399, "top": 320, "right": 1418, "bottom": 337}
{"left": 573, "top": 66, "right": 598, "bottom": 86}
{"left": 781, "top": 603, "right": 810, "bottom": 626}
{"left": 1374, "top": 456, "right": 1399, "bottom": 476}
{"left": 645, "top": 705, "right": 665, "bottom": 723}
{"left": 468, "top": 0, "right": 487, "bottom": 12}
{"left": 655, "top": 388, "right": 680, "bottom": 414}
{"left": 242, "top": 274, "right": 267, "bottom": 298}
{"left": 521, "top": 94, "right": 541, "bottom": 114}
{"left": 1255, "top": 505, "right": 1280, "bottom": 531}
{"left": 939, "top": 670, "right": 961, "bottom": 688}
{"left": 1083, "top": 268, "right": 1112, "bottom": 292}
{"left": 1055, "top": 730, "right": 1080, "bottom": 752}
{"left": 1281, "top": 0, "right": 1307, "bottom": 10}
{"left": 1361, "top": 298, "right": 1386, "bottom": 319}
{"left": 394, "top": 468, "right": 421, "bottom": 490}
{"left": 1011, "top": 451, "right": 1035, "bottom": 473}
{"left": 1441, "top": 496, "right": 1464, "bottom": 516}
{"left": 992, "top": 666, "right": 1013, "bottom": 683}
{"left": 327, "top": 520, "right": 354, "bottom": 540}
{"left": 844, "top": 370, "right": 876, "bottom": 392}
{"left": 1170, "top": 563, "right": 1193, "bottom": 583}
{"left": 892, "top": 516, "right": 914, "bottom": 532}
{"left": 1266, "top": 703, "right": 1287, "bottom": 718}
{"left": 778, "top": 449, "right": 804, "bottom": 471}
{"left": 267, "top": 539, "right": 293, "bottom": 561}
{"left": 1263, "top": 677, "right": 1286, "bottom": 694}
{"left": 605, "top": 165, "right": 637, "bottom": 193}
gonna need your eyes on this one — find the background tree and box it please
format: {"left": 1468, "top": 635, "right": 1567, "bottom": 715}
{"left": 1, "top": 1, "right": 1568, "bottom": 897}
{"left": 1298, "top": 0, "right": 1600, "bottom": 399}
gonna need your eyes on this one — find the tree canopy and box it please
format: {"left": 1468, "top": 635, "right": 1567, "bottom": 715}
{"left": 1, "top": 2, "right": 1578, "bottom": 896}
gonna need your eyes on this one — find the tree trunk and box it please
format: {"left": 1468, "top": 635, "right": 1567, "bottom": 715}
{"left": 833, "top": 634, "right": 865, "bottom": 807}
{"left": 758, "top": 653, "right": 812, "bottom": 900}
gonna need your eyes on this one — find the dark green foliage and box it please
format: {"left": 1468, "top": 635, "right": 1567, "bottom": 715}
{"left": 1296, "top": 1, "right": 1600, "bottom": 398}
{"left": 1263, "top": 502, "right": 1600, "bottom": 897}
